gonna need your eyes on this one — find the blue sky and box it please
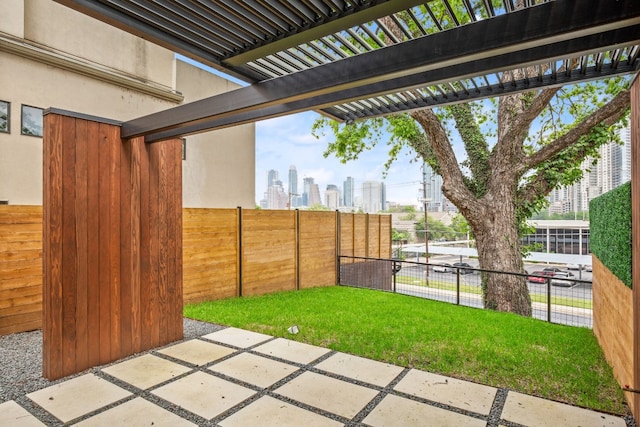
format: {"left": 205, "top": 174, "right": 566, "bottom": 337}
{"left": 177, "top": 55, "right": 426, "bottom": 206}
{"left": 255, "top": 112, "right": 425, "bottom": 206}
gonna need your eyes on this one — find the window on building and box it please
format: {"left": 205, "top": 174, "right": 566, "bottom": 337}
{"left": 0, "top": 100, "right": 9, "bottom": 133}
{"left": 21, "top": 105, "right": 43, "bottom": 137}
{"left": 181, "top": 138, "right": 186, "bottom": 160}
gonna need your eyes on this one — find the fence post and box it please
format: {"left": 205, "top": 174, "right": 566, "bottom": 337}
{"left": 456, "top": 269, "right": 461, "bottom": 304}
{"left": 336, "top": 210, "right": 340, "bottom": 285}
{"left": 237, "top": 206, "right": 243, "bottom": 297}
{"left": 296, "top": 209, "right": 300, "bottom": 291}
{"left": 546, "top": 277, "right": 552, "bottom": 322}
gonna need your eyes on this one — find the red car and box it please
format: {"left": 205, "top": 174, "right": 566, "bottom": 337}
{"left": 527, "top": 271, "right": 547, "bottom": 283}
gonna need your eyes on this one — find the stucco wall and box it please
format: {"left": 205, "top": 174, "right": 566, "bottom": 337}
{"left": 0, "top": 0, "right": 254, "bottom": 207}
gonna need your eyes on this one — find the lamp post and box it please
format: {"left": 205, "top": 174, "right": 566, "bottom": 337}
{"left": 421, "top": 163, "right": 430, "bottom": 284}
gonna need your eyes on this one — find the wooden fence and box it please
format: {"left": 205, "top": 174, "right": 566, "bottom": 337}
{"left": 1, "top": 206, "right": 391, "bottom": 334}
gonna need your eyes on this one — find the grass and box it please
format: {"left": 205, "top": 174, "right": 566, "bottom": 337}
{"left": 396, "top": 275, "right": 593, "bottom": 309}
{"left": 184, "top": 286, "right": 627, "bottom": 415}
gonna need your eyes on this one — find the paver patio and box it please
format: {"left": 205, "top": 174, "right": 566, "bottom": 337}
{"left": 0, "top": 327, "right": 628, "bottom": 426}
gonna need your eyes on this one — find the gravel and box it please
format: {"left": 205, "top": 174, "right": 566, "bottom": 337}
{"left": 0, "top": 318, "right": 223, "bottom": 404}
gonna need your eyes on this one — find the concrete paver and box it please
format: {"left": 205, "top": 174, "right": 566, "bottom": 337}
{"left": 253, "top": 337, "right": 330, "bottom": 364}
{"left": 502, "top": 391, "right": 626, "bottom": 427}
{"left": 202, "top": 327, "right": 272, "bottom": 348}
{"left": 363, "top": 394, "right": 486, "bottom": 427}
{"left": 0, "top": 401, "right": 46, "bottom": 427}
{"left": 209, "top": 352, "right": 299, "bottom": 388}
{"left": 26, "top": 374, "right": 131, "bottom": 423}
{"left": 315, "top": 352, "right": 404, "bottom": 387}
{"left": 274, "top": 371, "right": 379, "bottom": 419}
{"left": 157, "top": 339, "right": 237, "bottom": 366}
{"left": 102, "top": 354, "right": 192, "bottom": 390}
{"left": 394, "top": 369, "right": 497, "bottom": 415}
{"left": 74, "top": 397, "right": 197, "bottom": 427}
{"left": 218, "top": 395, "right": 342, "bottom": 427}
{"left": 151, "top": 371, "right": 255, "bottom": 419}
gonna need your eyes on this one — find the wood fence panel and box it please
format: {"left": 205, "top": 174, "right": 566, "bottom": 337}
{"left": 299, "top": 211, "right": 337, "bottom": 288}
{"left": 368, "top": 215, "right": 381, "bottom": 258}
{"left": 0, "top": 206, "right": 42, "bottom": 336}
{"left": 43, "top": 112, "right": 183, "bottom": 380}
{"left": 353, "top": 215, "right": 367, "bottom": 258}
{"left": 242, "top": 210, "right": 296, "bottom": 296}
{"left": 183, "top": 208, "right": 238, "bottom": 303}
{"left": 380, "top": 215, "right": 391, "bottom": 258}
{"left": 339, "top": 213, "right": 354, "bottom": 260}
{"left": 593, "top": 255, "right": 634, "bottom": 412}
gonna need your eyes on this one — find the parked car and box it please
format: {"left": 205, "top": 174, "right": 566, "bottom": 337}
{"left": 543, "top": 267, "right": 574, "bottom": 277}
{"left": 551, "top": 271, "right": 574, "bottom": 287}
{"left": 391, "top": 259, "right": 402, "bottom": 274}
{"left": 584, "top": 265, "right": 592, "bottom": 272}
{"left": 566, "top": 264, "right": 582, "bottom": 270}
{"left": 433, "top": 263, "right": 452, "bottom": 273}
{"left": 452, "top": 262, "right": 474, "bottom": 274}
{"left": 527, "top": 271, "right": 547, "bottom": 283}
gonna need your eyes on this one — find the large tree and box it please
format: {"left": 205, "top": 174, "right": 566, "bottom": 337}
{"left": 313, "top": 14, "right": 631, "bottom": 316}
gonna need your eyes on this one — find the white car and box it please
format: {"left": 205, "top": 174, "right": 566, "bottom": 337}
{"left": 551, "top": 272, "right": 574, "bottom": 287}
{"left": 433, "top": 263, "right": 451, "bottom": 273}
{"left": 566, "top": 264, "right": 582, "bottom": 270}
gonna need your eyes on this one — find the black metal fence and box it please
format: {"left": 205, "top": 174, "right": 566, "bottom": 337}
{"left": 338, "top": 256, "right": 593, "bottom": 328}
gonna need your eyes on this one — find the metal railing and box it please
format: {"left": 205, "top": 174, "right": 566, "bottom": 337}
{"left": 338, "top": 256, "right": 593, "bottom": 328}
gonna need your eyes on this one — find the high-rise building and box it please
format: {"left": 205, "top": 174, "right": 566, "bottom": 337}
{"left": 548, "top": 125, "right": 630, "bottom": 214}
{"left": 423, "top": 164, "right": 444, "bottom": 211}
{"left": 288, "top": 165, "right": 301, "bottom": 208}
{"left": 362, "top": 181, "right": 384, "bottom": 213}
{"left": 325, "top": 184, "right": 340, "bottom": 210}
{"left": 267, "top": 169, "right": 279, "bottom": 188}
{"left": 343, "top": 176, "right": 355, "bottom": 207}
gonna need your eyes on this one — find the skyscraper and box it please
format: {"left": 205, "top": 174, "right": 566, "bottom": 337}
{"left": 423, "top": 164, "right": 444, "bottom": 211}
{"left": 267, "top": 169, "right": 278, "bottom": 188}
{"left": 325, "top": 184, "right": 340, "bottom": 210}
{"left": 288, "top": 165, "right": 301, "bottom": 208}
{"left": 343, "top": 176, "right": 355, "bottom": 207}
{"left": 362, "top": 181, "right": 384, "bottom": 213}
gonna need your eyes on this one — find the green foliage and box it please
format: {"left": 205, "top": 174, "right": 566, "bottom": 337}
{"left": 414, "top": 215, "right": 461, "bottom": 241}
{"left": 392, "top": 229, "right": 410, "bottom": 242}
{"left": 307, "top": 203, "right": 330, "bottom": 211}
{"left": 589, "top": 182, "right": 632, "bottom": 288}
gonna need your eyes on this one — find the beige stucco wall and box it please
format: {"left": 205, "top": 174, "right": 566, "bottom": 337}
{"left": 0, "top": 0, "right": 255, "bottom": 207}
{"left": 177, "top": 61, "right": 256, "bottom": 208}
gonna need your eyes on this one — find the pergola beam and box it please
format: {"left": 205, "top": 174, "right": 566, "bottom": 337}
{"left": 122, "top": 0, "right": 640, "bottom": 140}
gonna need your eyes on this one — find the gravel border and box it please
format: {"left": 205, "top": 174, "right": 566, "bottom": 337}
{"left": 0, "top": 318, "right": 222, "bottom": 403}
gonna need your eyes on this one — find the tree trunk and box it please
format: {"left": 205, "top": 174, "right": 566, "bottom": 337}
{"left": 468, "top": 198, "right": 532, "bottom": 316}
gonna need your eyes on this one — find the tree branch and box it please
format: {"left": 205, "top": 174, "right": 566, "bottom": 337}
{"left": 409, "top": 109, "right": 477, "bottom": 209}
{"left": 523, "top": 89, "right": 630, "bottom": 170}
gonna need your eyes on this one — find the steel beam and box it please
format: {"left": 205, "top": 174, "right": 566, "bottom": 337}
{"left": 122, "top": 0, "right": 640, "bottom": 140}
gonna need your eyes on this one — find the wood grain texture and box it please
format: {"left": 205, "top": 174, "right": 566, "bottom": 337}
{"left": 42, "top": 113, "right": 183, "bottom": 379}
{"left": 592, "top": 255, "right": 634, "bottom": 412}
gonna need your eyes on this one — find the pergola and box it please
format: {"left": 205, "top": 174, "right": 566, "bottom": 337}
{"left": 43, "top": 0, "right": 640, "bottom": 412}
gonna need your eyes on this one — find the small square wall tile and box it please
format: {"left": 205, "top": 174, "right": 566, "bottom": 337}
{"left": 209, "top": 352, "right": 298, "bottom": 388}
{"left": 274, "top": 371, "right": 379, "bottom": 419}
{"left": 219, "top": 396, "right": 342, "bottom": 427}
{"left": 151, "top": 371, "right": 256, "bottom": 420}
{"left": 27, "top": 374, "right": 131, "bottom": 423}
{"left": 394, "top": 369, "right": 497, "bottom": 415}
{"left": 74, "top": 397, "right": 197, "bottom": 427}
{"left": 0, "top": 401, "right": 46, "bottom": 427}
{"left": 253, "top": 338, "right": 330, "bottom": 364}
{"left": 157, "top": 339, "right": 237, "bottom": 366}
{"left": 502, "top": 392, "right": 626, "bottom": 427}
{"left": 315, "top": 352, "right": 404, "bottom": 387}
{"left": 363, "top": 394, "right": 487, "bottom": 427}
{"left": 102, "top": 354, "right": 192, "bottom": 390}
{"left": 203, "top": 327, "right": 272, "bottom": 348}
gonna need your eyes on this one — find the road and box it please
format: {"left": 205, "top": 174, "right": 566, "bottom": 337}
{"left": 394, "top": 257, "right": 593, "bottom": 328}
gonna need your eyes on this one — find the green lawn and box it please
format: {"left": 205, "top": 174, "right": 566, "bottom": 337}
{"left": 184, "top": 286, "right": 626, "bottom": 415}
